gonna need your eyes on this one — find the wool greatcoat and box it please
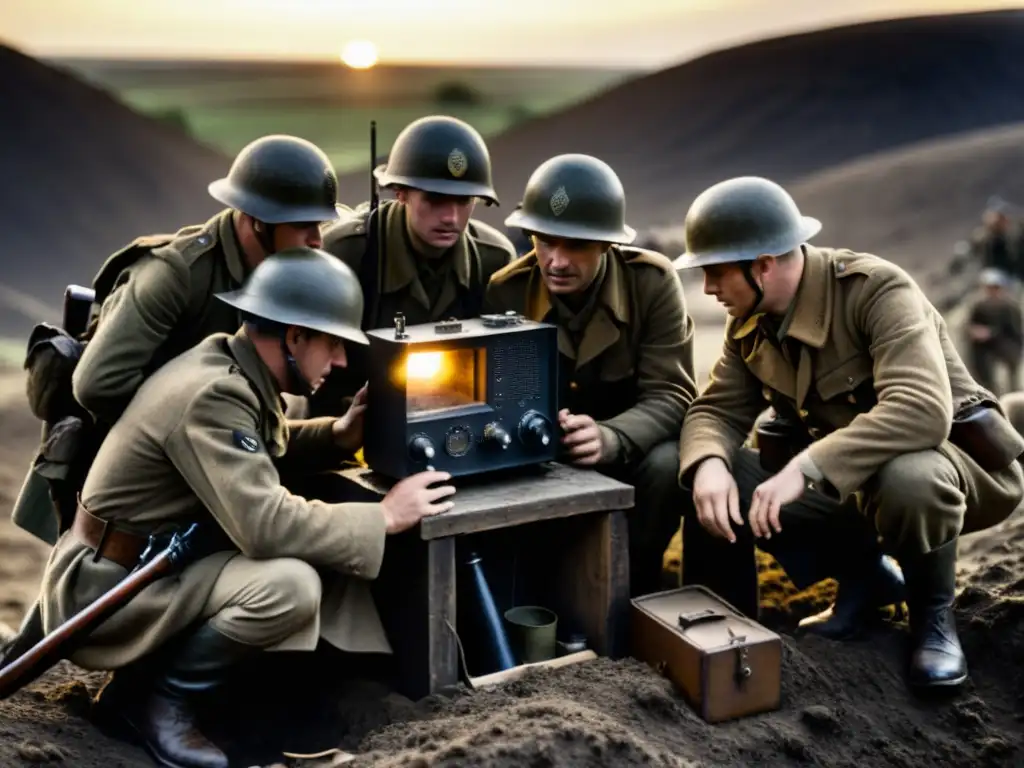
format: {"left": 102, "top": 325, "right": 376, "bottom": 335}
{"left": 37, "top": 329, "right": 390, "bottom": 671}
{"left": 485, "top": 245, "right": 698, "bottom": 594}
{"left": 679, "top": 245, "right": 1024, "bottom": 555}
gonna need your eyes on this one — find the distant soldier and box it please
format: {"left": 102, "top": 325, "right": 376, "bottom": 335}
{"left": 485, "top": 154, "right": 699, "bottom": 597}
{"left": 675, "top": 176, "right": 1024, "bottom": 691}
{"left": 968, "top": 201, "right": 1024, "bottom": 282}
{"left": 966, "top": 267, "right": 1023, "bottom": 394}
{"left": 27, "top": 250, "right": 455, "bottom": 768}
{"left": 307, "top": 115, "right": 517, "bottom": 418}
{"left": 4, "top": 134, "right": 343, "bottom": 671}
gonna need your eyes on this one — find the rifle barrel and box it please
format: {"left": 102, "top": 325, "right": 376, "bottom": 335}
{"left": 0, "top": 524, "right": 197, "bottom": 700}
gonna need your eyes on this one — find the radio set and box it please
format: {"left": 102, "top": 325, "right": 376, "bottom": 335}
{"left": 363, "top": 311, "right": 561, "bottom": 480}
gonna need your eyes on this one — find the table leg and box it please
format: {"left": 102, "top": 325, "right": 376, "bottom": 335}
{"left": 555, "top": 510, "right": 631, "bottom": 658}
{"left": 426, "top": 537, "right": 459, "bottom": 695}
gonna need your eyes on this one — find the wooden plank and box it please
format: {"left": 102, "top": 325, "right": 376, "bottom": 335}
{"left": 547, "top": 510, "right": 631, "bottom": 659}
{"left": 427, "top": 537, "right": 459, "bottom": 694}
{"left": 337, "top": 462, "right": 635, "bottom": 540}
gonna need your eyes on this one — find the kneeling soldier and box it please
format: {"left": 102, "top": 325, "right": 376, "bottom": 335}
{"left": 675, "top": 176, "right": 1024, "bottom": 690}
{"left": 486, "top": 154, "right": 699, "bottom": 597}
{"left": 33, "top": 249, "right": 455, "bottom": 768}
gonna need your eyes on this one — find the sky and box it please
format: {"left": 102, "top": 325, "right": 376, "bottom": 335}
{"left": 4, "top": 0, "right": 1022, "bottom": 69}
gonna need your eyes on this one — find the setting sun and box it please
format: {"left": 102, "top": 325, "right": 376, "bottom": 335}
{"left": 340, "top": 40, "right": 378, "bottom": 69}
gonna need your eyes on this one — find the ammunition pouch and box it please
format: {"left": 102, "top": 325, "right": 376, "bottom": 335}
{"left": 756, "top": 415, "right": 812, "bottom": 475}
{"left": 948, "top": 400, "right": 1024, "bottom": 472}
{"left": 23, "top": 323, "right": 87, "bottom": 424}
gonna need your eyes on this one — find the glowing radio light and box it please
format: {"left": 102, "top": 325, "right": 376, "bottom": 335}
{"left": 406, "top": 351, "right": 443, "bottom": 380}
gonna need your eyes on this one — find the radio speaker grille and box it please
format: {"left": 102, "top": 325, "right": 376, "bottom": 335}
{"left": 491, "top": 339, "right": 541, "bottom": 402}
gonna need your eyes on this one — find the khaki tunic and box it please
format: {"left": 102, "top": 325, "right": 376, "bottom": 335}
{"left": 73, "top": 209, "right": 248, "bottom": 425}
{"left": 13, "top": 210, "right": 248, "bottom": 545}
{"left": 302, "top": 200, "right": 516, "bottom": 417}
{"left": 485, "top": 246, "right": 698, "bottom": 464}
{"left": 38, "top": 329, "right": 389, "bottom": 670}
{"left": 680, "top": 245, "right": 1024, "bottom": 548}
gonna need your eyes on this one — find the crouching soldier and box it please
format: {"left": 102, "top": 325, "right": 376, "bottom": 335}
{"left": 4, "top": 133, "right": 345, "bottom": 673}
{"left": 674, "top": 176, "right": 1024, "bottom": 690}
{"left": 31, "top": 249, "right": 455, "bottom": 768}
{"left": 486, "top": 154, "right": 699, "bottom": 597}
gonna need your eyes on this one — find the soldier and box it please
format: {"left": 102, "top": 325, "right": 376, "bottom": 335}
{"left": 966, "top": 267, "right": 1023, "bottom": 394}
{"left": 29, "top": 248, "right": 456, "bottom": 768}
{"left": 674, "top": 176, "right": 1024, "bottom": 690}
{"left": 967, "top": 201, "right": 1024, "bottom": 283}
{"left": 485, "top": 153, "right": 699, "bottom": 597}
{"left": 73, "top": 133, "right": 344, "bottom": 425}
{"left": 4, "top": 133, "right": 344, "bottom": 681}
{"left": 305, "top": 115, "right": 517, "bottom": 418}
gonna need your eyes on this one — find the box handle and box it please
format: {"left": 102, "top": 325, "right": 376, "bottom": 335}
{"left": 677, "top": 609, "right": 727, "bottom": 630}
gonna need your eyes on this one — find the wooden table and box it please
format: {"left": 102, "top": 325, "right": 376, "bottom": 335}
{"left": 333, "top": 461, "right": 635, "bottom": 700}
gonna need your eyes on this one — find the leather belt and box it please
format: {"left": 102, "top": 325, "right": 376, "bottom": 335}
{"left": 72, "top": 500, "right": 148, "bottom": 570}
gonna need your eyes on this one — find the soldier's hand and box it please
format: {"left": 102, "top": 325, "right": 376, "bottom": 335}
{"left": 332, "top": 383, "right": 368, "bottom": 452}
{"left": 380, "top": 470, "right": 456, "bottom": 534}
{"left": 558, "top": 409, "right": 603, "bottom": 466}
{"left": 692, "top": 458, "right": 743, "bottom": 543}
{"left": 749, "top": 461, "right": 806, "bottom": 539}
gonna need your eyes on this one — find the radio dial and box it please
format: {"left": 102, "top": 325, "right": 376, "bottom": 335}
{"left": 518, "top": 411, "right": 553, "bottom": 451}
{"left": 483, "top": 422, "right": 512, "bottom": 450}
{"left": 408, "top": 434, "right": 436, "bottom": 462}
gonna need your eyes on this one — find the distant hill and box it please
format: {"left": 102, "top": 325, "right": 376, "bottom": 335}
{"left": 334, "top": 9, "right": 1024, "bottom": 234}
{"left": 786, "top": 121, "right": 1024, "bottom": 305}
{"left": 0, "top": 45, "right": 230, "bottom": 339}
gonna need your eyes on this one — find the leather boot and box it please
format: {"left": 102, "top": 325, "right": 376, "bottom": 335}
{"left": 122, "top": 622, "right": 259, "bottom": 768}
{"left": 901, "top": 540, "right": 967, "bottom": 689}
{"left": 799, "top": 554, "right": 906, "bottom": 640}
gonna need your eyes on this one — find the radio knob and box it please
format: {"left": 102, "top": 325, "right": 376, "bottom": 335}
{"left": 518, "top": 411, "right": 553, "bottom": 451}
{"left": 483, "top": 422, "right": 512, "bottom": 450}
{"left": 408, "top": 434, "right": 436, "bottom": 462}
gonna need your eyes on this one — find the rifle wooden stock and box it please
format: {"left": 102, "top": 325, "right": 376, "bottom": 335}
{"left": 0, "top": 523, "right": 198, "bottom": 701}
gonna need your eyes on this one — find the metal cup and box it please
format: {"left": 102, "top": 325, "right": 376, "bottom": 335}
{"left": 504, "top": 606, "right": 558, "bottom": 664}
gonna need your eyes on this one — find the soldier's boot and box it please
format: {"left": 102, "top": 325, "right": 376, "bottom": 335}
{"left": 799, "top": 554, "right": 906, "bottom": 640}
{"left": 900, "top": 540, "right": 967, "bottom": 689}
{"left": 123, "top": 622, "right": 259, "bottom": 768}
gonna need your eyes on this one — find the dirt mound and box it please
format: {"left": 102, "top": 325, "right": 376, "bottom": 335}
{"left": 335, "top": 9, "right": 1024, "bottom": 235}
{"left": 0, "top": 45, "right": 229, "bottom": 339}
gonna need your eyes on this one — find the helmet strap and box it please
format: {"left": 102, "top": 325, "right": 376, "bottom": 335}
{"left": 254, "top": 219, "right": 278, "bottom": 256}
{"left": 739, "top": 261, "right": 765, "bottom": 325}
{"left": 280, "top": 332, "right": 314, "bottom": 397}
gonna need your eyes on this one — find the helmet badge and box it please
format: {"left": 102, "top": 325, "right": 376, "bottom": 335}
{"left": 549, "top": 186, "right": 570, "bottom": 216}
{"left": 447, "top": 148, "right": 468, "bottom": 178}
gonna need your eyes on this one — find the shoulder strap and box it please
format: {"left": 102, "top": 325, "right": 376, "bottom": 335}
{"left": 358, "top": 207, "right": 381, "bottom": 330}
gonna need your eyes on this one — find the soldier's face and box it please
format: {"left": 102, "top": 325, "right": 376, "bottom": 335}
{"left": 274, "top": 222, "right": 324, "bottom": 251}
{"left": 702, "top": 261, "right": 765, "bottom": 317}
{"left": 287, "top": 329, "right": 347, "bottom": 393}
{"left": 398, "top": 189, "right": 475, "bottom": 248}
{"left": 534, "top": 235, "right": 605, "bottom": 295}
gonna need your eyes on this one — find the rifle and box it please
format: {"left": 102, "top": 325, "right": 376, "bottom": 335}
{"left": 0, "top": 523, "right": 199, "bottom": 700}
{"left": 359, "top": 120, "right": 388, "bottom": 331}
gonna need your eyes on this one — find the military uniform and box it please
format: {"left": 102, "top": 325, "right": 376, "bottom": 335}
{"left": 307, "top": 116, "right": 516, "bottom": 418}
{"left": 965, "top": 271, "right": 1023, "bottom": 394}
{"left": 3, "top": 135, "right": 345, "bottom": 707}
{"left": 42, "top": 329, "right": 388, "bottom": 669}
{"left": 675, "top": 176, "right": 1024, "bottom": 690}
{"left": 489, "top": 154, "right": 698, "bottom": 596}
{"left": 34, "top": 248, "right": 383, "bottom": 768}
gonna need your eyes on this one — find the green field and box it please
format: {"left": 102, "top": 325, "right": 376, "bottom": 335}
{"left": 53, "top": 58, "right": 638, "bottom": 172}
